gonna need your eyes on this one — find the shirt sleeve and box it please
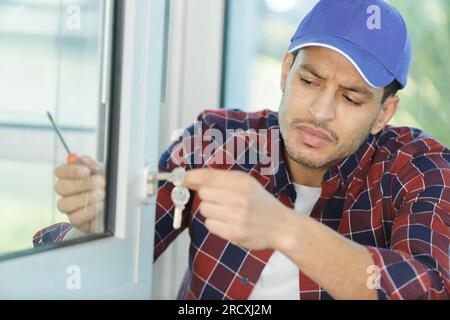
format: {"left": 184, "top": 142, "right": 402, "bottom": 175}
{"left": 33, "top": 223, "right": 74, "bottom": 248}
{"left": 365, "top": 148, "right": 450, "bottom": 300}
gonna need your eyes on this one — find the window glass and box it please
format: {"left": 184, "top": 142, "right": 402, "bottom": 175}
{"left": 0, "top": 0, "right": 112, "bottom": 257}
{"left": 222, "top": 0, "right": 450, "bottom": 147}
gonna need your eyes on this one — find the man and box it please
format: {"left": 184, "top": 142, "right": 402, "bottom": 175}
{"left": 34, "top": 0, "right": 449, "bottom": 300}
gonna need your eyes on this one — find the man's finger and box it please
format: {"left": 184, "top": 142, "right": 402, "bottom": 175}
{"left": 55, "top": 175, "right": 106, "bottom": 197}
{"left": 80, "top": 155, "right": 98, "bottom": 172}
{"left": 54, "top": 163, "right": 91, "bottom": 179}
{"left": 204, "top": 218, "right": 235, "bottom": 242}
{"left": 197, "top": 186, "right": 242, "bottom": 206}
{"left": 67, "top": 201, "right": 104, "bottom": 228}
{"left": 183, "top": 169, "right": 245, "bottom": 190}
{"left": 57, "top": 189, "right": 105, "bottom": 214}
{"left": 199, "top": 202, "right": 231, "bottom": 222}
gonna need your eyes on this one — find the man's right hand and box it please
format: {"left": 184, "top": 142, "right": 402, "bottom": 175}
{"left": 54, "top": 155, "right": 106, "bottom": 233}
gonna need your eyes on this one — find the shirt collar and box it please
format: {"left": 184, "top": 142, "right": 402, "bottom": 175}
{"left": 333, "top": 133, "right": 376, "bottom": 186}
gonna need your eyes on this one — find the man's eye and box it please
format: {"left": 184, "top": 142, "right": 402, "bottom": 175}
{"left": 344, "top": 95, "right": 362, "bottom": 106}
{"left": 301, "top": 77, "right": 314, "bottom": 85}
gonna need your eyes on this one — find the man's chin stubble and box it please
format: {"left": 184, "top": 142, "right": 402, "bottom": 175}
{"left": 286, "top": 150, "right": 336, "bottom": 170}
{"left": 283, "top": 143, "right": 335, "bottom": 169}
{"left": 284, "top": 137, "right": 364, "bottom": 170}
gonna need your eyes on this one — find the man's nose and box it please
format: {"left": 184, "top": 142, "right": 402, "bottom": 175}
{"left": 308, "top": 90, "right": 337, "bottom": 122}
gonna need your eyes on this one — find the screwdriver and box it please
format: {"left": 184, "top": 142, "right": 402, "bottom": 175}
{"left": 47, "top": 111, "right": 81, "bottom": 165}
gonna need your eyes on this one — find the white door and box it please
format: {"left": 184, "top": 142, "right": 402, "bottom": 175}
{"left": 0, "top": 0, "right": 167, "bottom": 299}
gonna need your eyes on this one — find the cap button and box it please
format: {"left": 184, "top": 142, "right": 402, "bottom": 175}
{"left": 240, "top": 277, "right": 249, "bottom": 285}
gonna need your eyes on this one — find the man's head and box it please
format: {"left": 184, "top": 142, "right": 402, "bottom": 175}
{"left": 278, "top": 0, "right": 411, "bottom": 170}
{"left": 279, "top": 47, "right": 400, "bottom": 170}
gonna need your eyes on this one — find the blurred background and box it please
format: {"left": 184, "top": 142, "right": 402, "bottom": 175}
{"left": 222, "top": 0, "right": 450, "bottom": 147}
{"left": 0, "top": 0, "right": 449, "bottom": 258}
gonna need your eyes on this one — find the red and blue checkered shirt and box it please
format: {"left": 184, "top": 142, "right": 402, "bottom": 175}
{"left": 34, "top": 109, "right": 450, "bottom": 300}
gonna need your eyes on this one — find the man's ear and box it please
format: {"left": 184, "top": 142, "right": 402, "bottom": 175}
{"left": 370, "top": 95, "right": 400, "bottom": 135}
{"left": 280, "top": 52, "right": 295, "bottom": 93}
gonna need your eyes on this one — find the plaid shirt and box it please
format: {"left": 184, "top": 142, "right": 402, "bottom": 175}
{"left": 34, "top": 109, "right": 450, "bottom": 300}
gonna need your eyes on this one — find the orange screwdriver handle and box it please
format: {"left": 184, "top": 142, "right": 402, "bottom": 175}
{"left": 67, "top": 154, "right": 80, "bottom": 165}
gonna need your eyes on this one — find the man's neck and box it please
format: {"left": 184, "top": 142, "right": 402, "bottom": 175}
{"left": 283, "top": 149, "right": 335, "bottom": 188}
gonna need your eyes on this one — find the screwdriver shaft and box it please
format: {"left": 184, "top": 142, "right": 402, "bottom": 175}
{"left": 47, "top": 111, "right": 72, "bottom": 155}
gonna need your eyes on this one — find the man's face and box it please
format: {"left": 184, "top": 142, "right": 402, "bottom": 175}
{"left": 279, "top": 46, "right": 387, "bottom": 170}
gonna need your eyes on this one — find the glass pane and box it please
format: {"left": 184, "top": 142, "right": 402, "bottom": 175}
{"left": 222, "top": 0, "right": 450, "bottom": 147}
{"left": 0, "top": 0, "right": 112, "bottom": 257}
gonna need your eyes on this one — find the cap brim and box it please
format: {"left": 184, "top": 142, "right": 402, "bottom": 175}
{"left": 289, "top": 35, "right": 396, "bottom": 88}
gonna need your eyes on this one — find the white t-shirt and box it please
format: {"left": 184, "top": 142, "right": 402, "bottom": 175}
{"left": 249, "top": 183, "right": 322, "bottom": 300}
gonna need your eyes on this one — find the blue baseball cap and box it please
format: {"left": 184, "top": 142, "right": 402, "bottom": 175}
{"left": 288, "top": 0, "right": 412, "bottom": 89}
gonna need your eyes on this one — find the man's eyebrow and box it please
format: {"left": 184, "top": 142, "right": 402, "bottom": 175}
{"left": 299, "top": 64, "right": 326, "bottom": 80}
{"left": 340, "top": 85, "right": 374, "bottom": 99}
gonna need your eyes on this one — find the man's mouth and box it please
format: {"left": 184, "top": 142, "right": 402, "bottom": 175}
{"left": 295, "top": 125, "right": 334, "bottom": 148}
